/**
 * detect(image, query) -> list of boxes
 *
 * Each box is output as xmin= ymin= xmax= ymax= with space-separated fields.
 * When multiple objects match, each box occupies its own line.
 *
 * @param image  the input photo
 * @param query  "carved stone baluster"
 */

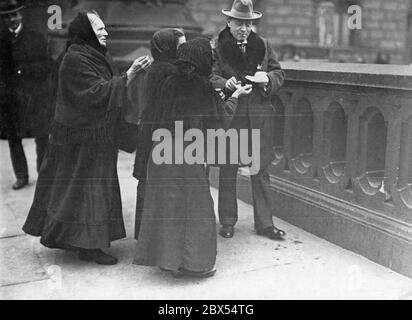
xmin=357 ymin=112 xmax=369 ymax=179
xmin=311 ymin=96 xmax=327 ymax=180
xmin=345 ymin=100 xmax=360 ymax=191
xmin=383 ymin=112 xmax=401 ymax=202
xmin=397 ymin=118 xmax=411 ymax=188
xmin=282 ymin=91 xmax=297 ymax=172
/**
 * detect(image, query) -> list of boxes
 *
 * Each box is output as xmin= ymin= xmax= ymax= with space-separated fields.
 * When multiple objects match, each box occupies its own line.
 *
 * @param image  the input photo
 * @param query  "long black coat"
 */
xmin=22 ymin=43 xmax=128 ymax=249
xmin=0 ymin=27 xmax=53 ymax=139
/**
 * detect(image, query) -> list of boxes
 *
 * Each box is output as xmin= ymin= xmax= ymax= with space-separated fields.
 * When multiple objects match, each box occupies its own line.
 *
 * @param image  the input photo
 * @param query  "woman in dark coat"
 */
xmin=133 ymin=38 xmax=252 ymax=277
xmin=22 ymin=11 xmax=150 ymax=265
xmin=133 ymin=28 xmax=185 ymax=239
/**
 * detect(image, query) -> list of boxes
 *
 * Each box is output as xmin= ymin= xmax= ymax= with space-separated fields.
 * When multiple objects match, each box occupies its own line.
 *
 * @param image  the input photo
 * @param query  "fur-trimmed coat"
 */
xmin=210 ymin=27 xmax=285 ymax=170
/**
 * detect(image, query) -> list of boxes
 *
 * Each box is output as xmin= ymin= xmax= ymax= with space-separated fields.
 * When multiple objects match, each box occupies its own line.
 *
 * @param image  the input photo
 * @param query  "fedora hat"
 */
xmin=222 ymin=0 xmax=262 ymax=20
xmin=0 ymin=0 xmax=24 ymax=15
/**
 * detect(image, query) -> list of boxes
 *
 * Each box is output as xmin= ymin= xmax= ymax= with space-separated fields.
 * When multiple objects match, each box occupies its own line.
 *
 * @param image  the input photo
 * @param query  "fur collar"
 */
xmin=217 ymin=26 xmax=265 ymax=78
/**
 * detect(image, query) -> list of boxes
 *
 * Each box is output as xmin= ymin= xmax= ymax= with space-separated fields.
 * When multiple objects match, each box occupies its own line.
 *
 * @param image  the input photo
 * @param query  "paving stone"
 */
xmin=0 ymin=236 xmax=48 ymax=287
xmin=0 ymin=203 xmax=24 ymax=239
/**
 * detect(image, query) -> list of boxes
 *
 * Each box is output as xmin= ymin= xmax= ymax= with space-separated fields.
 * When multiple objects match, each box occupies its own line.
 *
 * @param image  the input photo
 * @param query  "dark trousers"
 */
xmin=8 ymin=135 xmax=49 ymax=180
xmin=218 ymin=165 xmax=274 ymax=232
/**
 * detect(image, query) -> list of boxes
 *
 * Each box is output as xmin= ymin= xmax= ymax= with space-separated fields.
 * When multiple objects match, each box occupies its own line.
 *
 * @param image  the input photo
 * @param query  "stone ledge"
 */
xmin=280 ymin=61 xmax=412 ymax=91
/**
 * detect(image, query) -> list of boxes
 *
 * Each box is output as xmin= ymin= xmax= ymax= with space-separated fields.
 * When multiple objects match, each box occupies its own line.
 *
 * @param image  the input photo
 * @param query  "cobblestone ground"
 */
xmin=1 ymin=139 xmax=412 ymax=300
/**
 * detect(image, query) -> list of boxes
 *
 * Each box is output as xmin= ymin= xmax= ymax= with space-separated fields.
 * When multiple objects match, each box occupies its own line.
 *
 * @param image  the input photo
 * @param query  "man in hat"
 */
xmin=211 ymin=0 xmax=286 ymax=240
xmin=0 ymin=0 xmax=53 ymax=189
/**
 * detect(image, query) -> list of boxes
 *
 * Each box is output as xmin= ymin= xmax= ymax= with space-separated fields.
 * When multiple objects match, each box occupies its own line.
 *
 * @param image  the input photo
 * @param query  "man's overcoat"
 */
xmin=0 ymin=27 xmax=53 ymax=139
xmin=210 ymin=27 xmax=284 ymax=170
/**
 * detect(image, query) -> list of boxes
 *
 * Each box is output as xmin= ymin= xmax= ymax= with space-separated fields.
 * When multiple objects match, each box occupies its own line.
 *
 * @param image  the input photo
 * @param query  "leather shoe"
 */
xmin=12 ymin=178 xmax=28 ymax=190
xmin=219 ymin=225 xmax=234 ymax=238
xmin=78 ymin=249 xmax=118 ymax=265
xmin=172 ymin=267 xmax=216 ymax=278
xmin=256 ymin=226 xmax=286 ymax=240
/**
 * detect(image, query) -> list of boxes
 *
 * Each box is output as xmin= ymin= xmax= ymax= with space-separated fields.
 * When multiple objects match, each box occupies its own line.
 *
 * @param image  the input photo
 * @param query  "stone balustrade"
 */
xmin=224 ymin=61 xmax=412 ymax=278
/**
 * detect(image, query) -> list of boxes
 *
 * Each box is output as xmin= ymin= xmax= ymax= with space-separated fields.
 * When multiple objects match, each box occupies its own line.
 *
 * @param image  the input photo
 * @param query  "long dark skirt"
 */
xmin=133 ymin=141 xmax=217 ymax=272
xmin=23 ymin=140 xmax=126 ymax=249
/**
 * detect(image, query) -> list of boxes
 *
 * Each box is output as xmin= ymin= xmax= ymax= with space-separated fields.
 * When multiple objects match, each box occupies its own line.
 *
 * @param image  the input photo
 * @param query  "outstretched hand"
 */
xmin=232 ymin=84 xmax=253 ymax=98
xmin=127 ymin=55 xmax=151 ymax=81
xmin=225 ymin=76 xmax=240 ymax=91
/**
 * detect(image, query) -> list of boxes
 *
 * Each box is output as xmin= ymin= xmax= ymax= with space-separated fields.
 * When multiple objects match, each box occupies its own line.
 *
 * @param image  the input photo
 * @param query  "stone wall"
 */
xmin=360 ymin=0 xmax=410 ymax=63
xmin=187 ymin=0 xmax=231 ymax=36
xmin=188 ymin=0 xmax=412 ymax=64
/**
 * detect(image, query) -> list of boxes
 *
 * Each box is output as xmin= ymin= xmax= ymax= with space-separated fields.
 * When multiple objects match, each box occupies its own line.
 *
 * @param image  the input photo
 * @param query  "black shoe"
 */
xmin=219 ymin=225 xmax=234 ymax=238
xmin=172 ymin=267 xmax=216 ymax=278
xmin=12 ymin=178 xmax=28 ymax=190
xmin=78 ymin=249 xmax=118 ymax=265
xmin=256 ymin=226 xmax=286 ymax=240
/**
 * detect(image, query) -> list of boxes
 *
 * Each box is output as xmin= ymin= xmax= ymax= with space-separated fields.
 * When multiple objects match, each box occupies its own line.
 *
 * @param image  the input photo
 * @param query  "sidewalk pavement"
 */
xmin=1 ymin=139 xmax=412 ymax=300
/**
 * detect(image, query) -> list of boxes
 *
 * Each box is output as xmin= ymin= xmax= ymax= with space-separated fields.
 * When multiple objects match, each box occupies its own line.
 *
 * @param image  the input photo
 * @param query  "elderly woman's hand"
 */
xmin=126 ymin=55 xmax=151 ymax=81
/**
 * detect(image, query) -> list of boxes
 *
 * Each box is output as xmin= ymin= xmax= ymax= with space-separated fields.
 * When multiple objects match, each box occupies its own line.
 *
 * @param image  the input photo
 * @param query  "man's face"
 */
xmin=227 ymin=18 xmax=252 ymax=42
xmin=88 ymin=13 xmax=108 ymax=47
xmin=2 ymin=11 xmax=22 ymax=30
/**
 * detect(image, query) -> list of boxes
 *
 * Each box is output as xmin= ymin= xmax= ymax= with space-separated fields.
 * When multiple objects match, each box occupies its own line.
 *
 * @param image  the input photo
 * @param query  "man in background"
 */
xmin=0 ymin=0 xmax=53 ymax=190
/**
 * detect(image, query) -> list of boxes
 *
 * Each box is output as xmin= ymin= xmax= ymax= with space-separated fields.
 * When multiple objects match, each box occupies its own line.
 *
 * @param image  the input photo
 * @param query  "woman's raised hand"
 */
xmin=126 ymin=55 xmax=152 ymax=81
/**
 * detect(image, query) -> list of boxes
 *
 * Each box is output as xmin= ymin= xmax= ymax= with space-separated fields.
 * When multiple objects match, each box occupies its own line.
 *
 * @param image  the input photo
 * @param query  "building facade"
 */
xmin=189 ymin=0 xmax=412 ymax=64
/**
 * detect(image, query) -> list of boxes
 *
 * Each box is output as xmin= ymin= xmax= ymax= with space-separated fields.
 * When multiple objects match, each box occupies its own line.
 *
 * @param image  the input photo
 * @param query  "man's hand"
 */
xmin=225 ymin=76 xmax=240 ymax=92
xmin=232 ymin=84 xmax=253 ymax=99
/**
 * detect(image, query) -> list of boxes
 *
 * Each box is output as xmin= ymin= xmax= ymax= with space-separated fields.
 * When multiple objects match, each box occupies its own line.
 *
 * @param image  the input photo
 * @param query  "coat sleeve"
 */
xmin=210 ymin=47 xmax=228 ymax=90
xmin=59 ymin=52 xmax=127 ymax=117
xmin=19 ymin=32 xmax=53 ymax=81
xmin=211 ymin=92 xmax=238 ymax=130
xmin=261 ymin=40 xmax=285 ymax=98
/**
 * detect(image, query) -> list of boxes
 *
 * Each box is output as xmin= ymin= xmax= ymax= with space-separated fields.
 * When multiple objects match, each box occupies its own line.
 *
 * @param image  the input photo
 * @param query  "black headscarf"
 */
xmin=175 ymin=37 xmax=213 ymax=78
xmin=133 ymin=28 xmax=185 ymax=179
xmin=150 ymin=28 xmax=184 ymax=63
xmin=154 ymin=37 xmax=221 ymax=132
xmin=49 ymin=11 xmax=107 ymax=115
xmin=66 ymin=11 xmax=107 ymax=55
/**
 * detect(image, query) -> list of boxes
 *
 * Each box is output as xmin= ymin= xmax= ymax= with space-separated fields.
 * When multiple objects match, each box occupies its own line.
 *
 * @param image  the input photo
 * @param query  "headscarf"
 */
xmin=141 ymin=28 xmax=185 ymax=121
xmin=50 ymin=11 xmax=107 ymax=115
xmin=66 ymin=11 xmax=107 ymax=55
xmin=133 ymin=28 xmax=185 ymax=179
xmin=176 ymin=37 xmax=213 ymax=77
xmin=152 ymin=37 xmax=221 ymax=133
xmin=150 ymin=28 xmax=184 ymax=63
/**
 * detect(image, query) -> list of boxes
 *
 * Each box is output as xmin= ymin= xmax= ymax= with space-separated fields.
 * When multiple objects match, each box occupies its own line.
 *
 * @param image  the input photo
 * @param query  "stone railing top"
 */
xmin=280 ymin=61 xmax=412 ymax=91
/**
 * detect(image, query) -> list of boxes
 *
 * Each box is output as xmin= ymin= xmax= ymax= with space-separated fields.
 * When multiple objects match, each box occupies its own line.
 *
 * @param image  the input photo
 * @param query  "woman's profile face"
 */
xmin=87 ymin=13 xmax=108 ymax=47
xmin=177 ymin=36 xmax=186 ymax=48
